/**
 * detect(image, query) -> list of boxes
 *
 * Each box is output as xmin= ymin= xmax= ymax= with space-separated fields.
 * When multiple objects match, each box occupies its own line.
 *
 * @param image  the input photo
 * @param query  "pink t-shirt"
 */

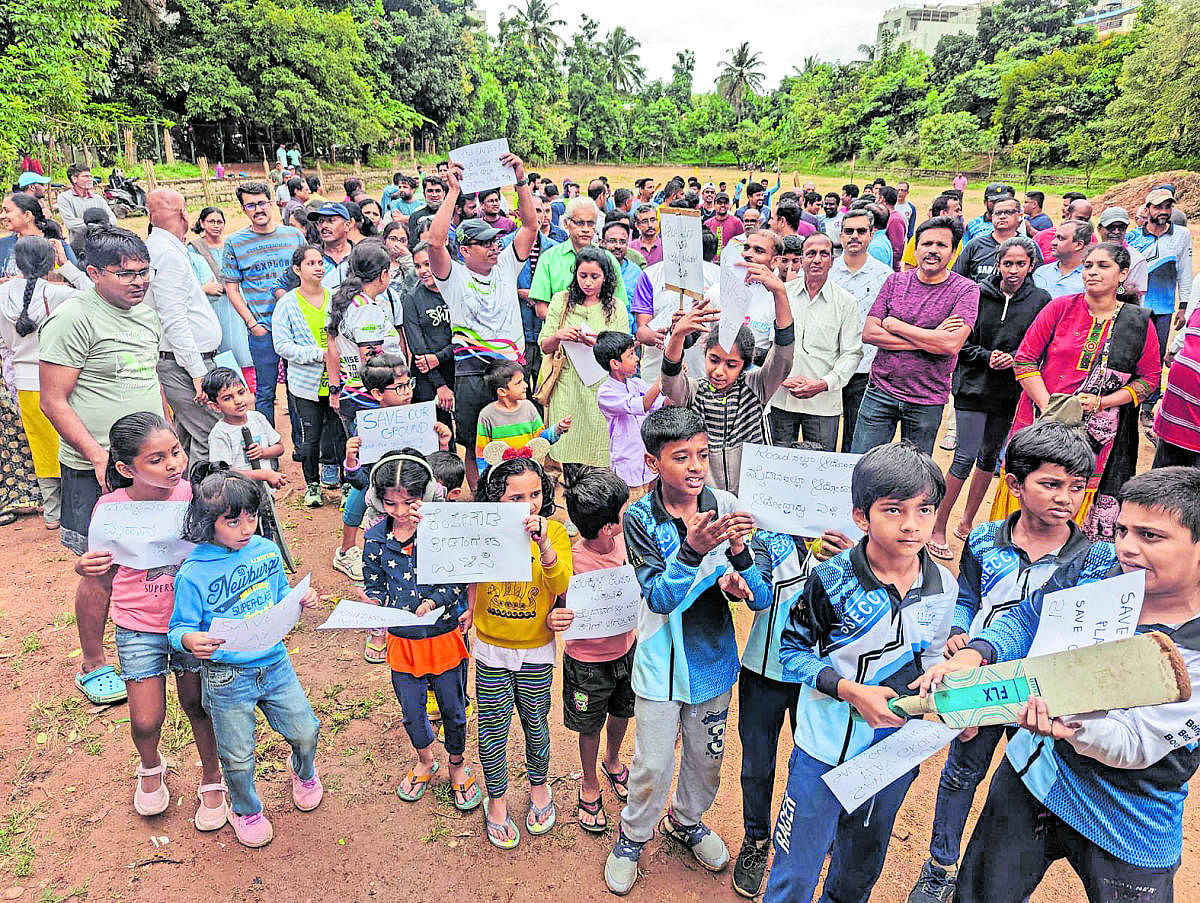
xmin=96 ymin=482 xmax=193 ymax=633
xmin=564 ymin=534 xmax=637 ymax=663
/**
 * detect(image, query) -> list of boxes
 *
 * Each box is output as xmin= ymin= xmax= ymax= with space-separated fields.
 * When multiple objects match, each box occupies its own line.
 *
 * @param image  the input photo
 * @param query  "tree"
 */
xmin=507 ymin=0 xmax=565 ymax=56
xmin=918 ymin=111 xmax=987 ymax=167
xmin=603 ymin=26 xmax=644 ymax=94
xmin=667 ymin=50 xmax=694 ymax=109
xmin=975 ymin=0 xmax=1093 ymax=61
xmin=1066 ymin=122 xmax=1104 ymax=187
xmin=716 ymin=42 xmax=765 ymax=120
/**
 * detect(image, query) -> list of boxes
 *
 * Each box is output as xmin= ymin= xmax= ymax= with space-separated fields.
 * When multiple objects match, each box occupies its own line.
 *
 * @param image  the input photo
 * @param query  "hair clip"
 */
xmin=481 ymin=438 xmax=550 ymax=469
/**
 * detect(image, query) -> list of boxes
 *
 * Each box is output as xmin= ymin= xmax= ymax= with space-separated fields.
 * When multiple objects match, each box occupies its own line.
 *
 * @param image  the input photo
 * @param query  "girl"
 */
xmin=0 ymin=236 xmax=91 ymax=527
xmin=382 ymin=221 xmax=415 ymax=286
xmin=74 ymin=413 xmax=227 ymax=828
xmin=272 ymin=245 xmax=341 ymax=509
xmin=469 ymin=452 xmax=572 ymax=849
xmin=358 ymin=198 xmax=384 ymax=234
xmin=189 ymin=206 xmax=254 ymax=391
xmin=168 ymin=469 xmax=322 ymax=849
xmin=361 ymin=449 xmax=482 ymax=812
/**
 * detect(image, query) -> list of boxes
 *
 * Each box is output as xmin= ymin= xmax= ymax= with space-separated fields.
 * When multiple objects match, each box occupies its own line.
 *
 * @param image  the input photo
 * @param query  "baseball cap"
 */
xmin=307 ymin=202 xmax=350 ymax=221
xmin=1099 ymin=207 xmax=1130 ymax=226
xmin=456 ymin=218 xmax=502 ymax=244
xmin=715 ymin=191 xmax=730 ymax=203
xmin=1146 ymin=188 xmax=1175 ymax=206
xmin=984 ymin=182 xmax=1014 ymax=201
xmin=17 ymin=172 xmax=50 ymax=189
xmin=703 ymin=182 xmax=716 ymax=191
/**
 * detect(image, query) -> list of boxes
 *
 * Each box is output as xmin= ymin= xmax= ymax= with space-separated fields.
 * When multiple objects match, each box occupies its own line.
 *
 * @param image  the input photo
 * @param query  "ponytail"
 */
xmin=327 ymin=276 xmax=365 ymax=337
xmin=11 ymin=236 xmax=55 ymax=337
xmin=326 ymin=239 xmax=390 ymax=336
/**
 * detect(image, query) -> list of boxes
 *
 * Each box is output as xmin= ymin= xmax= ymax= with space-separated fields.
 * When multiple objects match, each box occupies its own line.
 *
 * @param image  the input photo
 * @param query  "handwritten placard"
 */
xmin=416 ymin=502 xmax=532 ymax=584
xmin=739 ymin=443 xmax=863 ymax=540
xmin=87 ymin=500 xmax=195 ymax=569
xmin=563 ymin=336 xmax=607 ymax=387
xmin=448 ymin=138 xmax=515 ymax=195
xmin=356 ymin=400 xmax=438 ymax=464
xmin=562 ymin=565 xmax=642 ymax=641
xmin=717 ymin=241 xmax=770 ymax=353
xmin=821 ymin=719 xmax=959 ymax=813
xmin=207 ymin=574 xmax=308 ymax=653
xmin=660 ymin=207 xmax=704 ymax=299
xmin=318 ymin=599 xmax=445 ymax=630
xmin=1027 ymin=569 xmax=1145 ymax=659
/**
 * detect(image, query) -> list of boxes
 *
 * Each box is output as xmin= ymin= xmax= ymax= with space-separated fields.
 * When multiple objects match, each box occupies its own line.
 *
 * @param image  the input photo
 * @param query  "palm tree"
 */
xmin=716 ymin=42 xmax=766 ymax=120
xmin=856 ymin=42 xmax=878 ymax=64
xmin=507 ymin=0 xmax=566 ymax=56
xmin=604 ymin=26 xmax=645 ymax=94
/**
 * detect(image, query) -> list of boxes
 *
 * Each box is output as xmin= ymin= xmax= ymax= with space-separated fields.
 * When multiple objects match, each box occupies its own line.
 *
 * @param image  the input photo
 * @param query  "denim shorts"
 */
xmin=115 ymin=626 xmax=202 ymax=682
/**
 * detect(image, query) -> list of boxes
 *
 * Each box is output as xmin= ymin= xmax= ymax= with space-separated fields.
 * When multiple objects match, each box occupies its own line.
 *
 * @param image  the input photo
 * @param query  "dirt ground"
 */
xmin=2 ymin=163 xmax=1197 ymax=903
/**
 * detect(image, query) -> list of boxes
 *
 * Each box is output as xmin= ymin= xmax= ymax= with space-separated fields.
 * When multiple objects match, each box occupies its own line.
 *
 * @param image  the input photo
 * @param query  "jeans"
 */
xmin=290 ymin=393 xmax=342 ymax=486
xmin=336 ymin=407 xmax=366 ymax=528
xmin=840 ymin=372 xmax=869 ymax=453
xmin=929 ymin=725 xmax=1004 ymax=865
xmin=765 ymin=745 xmax=918 ymax=903
xmin=391 ymin=664 xmax=468 ymax=757
xmin=738 ymin=667 xmax=799 ymax=842
xmin=201 ymin=656 xmax=320 ymax=816
xmin=1145 ymin=313 xmax=1174 ymax=408
xmin=768 ymin=409 xmax=840 ymax=451
xmin=850 ymin=383 xmax=945 ymax=456
xmin=249 ymin=330 xmax=281 ymax=425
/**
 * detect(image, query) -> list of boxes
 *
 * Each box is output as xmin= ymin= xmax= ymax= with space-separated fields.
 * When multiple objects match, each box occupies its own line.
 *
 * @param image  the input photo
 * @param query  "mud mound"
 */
xmin=1095 ymin=170 xmax=1200 ymax=219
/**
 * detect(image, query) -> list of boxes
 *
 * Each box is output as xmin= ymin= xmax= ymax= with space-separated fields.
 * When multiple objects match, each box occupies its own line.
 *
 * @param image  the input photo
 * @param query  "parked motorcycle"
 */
xmin=104 ymin=168 xmax=148 ymax=219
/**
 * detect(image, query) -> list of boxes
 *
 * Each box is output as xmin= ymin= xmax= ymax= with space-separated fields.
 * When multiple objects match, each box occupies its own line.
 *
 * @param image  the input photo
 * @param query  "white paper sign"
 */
xmin=448 ymin=138 xmax=516 ymax=195
xmin=562 ymin=565 xmax=642 ymax=641
xmin=416 ymin=502 xmax=532 ymax=584
xmin=739 ymin=444 xmax=863 ymax=541
xmin=717 ymin=241 xmax=770 ymax=353
xmin=822 ymin=719 xmax=959 ymax=813
xmin=318 ymin=599 xmax=445 ymax=630
xmin=87 ymin=501 xmax=195 ymax=569
xmin=1027 ymin=569 xmax=1145 ymax=659
xmin=563 ymin=338 xmax=607 ymax=387
xmin=207 ymin=574 xmax=308 ymax=653
xmin=356 ymin=401 xmax=438 ymax=464
xmin=213 ymin=351 xmax=247 ymax=385
xmin=660 ymin=209 xmax=704 ymax=297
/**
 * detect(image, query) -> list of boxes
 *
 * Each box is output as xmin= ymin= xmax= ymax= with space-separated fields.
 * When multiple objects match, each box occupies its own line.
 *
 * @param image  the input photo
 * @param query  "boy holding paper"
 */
xmin=914 ymin=467 xmax=1200 ymax=903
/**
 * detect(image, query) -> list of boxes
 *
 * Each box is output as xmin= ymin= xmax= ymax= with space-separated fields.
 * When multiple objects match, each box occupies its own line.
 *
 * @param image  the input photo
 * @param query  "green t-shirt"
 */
xmin=297 ymin=288 xmax=330 ymax=396
xmin=527 ymin=241 xmax=629 ymax=308
xmin=38 ymin=288 xmax=165 ymax=470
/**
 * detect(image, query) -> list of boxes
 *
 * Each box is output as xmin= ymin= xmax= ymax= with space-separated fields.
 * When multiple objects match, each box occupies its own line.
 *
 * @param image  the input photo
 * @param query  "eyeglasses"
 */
xmin=383 ymin=380 xmax=413 ymax=393
xmin=992 ymin=209 xmax=1019 ymax=217
xmin=568 ymin=218 xmax=597 ymax=228
xmin=242 ymin=201 xmax=271 ymax=211
xmin=464 ymin=238 xmax=501 ymax=249
xmin=103 ymin=266 xmax=156 ymax=284
xmin=842 ymin=227 xmax=869 ymax=235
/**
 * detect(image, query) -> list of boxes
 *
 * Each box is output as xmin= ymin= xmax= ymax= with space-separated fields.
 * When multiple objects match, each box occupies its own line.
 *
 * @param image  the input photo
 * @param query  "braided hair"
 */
xmin=12 ymin=236 xmax=54 ymax=337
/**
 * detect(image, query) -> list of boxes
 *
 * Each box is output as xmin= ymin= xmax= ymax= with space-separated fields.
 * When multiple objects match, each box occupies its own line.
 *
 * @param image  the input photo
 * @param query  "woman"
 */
xmin=188 ymin=206 xmax=254 ymax=390
xmin=1 ymin=193 xmax=74 ymax=276
xmin=358 ymin=198 xmax=384 ymax=234
xmin=928 ymin=237 xmax=1050 ymax=559
xmin=383 ymin=221 xmax=415 ymax=286
xmin=538 ymin=247 xmax=631 ymax=468
xmin=992 ymin=242 xmax=1160 ymax=542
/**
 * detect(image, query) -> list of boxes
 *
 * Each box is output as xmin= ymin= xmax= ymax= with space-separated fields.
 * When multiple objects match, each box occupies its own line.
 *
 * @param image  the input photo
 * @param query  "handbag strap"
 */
xmin=1081 ymin=301 xmax=1123 ymax=389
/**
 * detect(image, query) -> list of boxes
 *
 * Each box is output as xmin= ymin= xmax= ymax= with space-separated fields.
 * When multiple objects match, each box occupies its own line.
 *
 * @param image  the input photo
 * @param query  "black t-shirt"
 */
xmin=401 ymin=282 xmax=453 ymax=398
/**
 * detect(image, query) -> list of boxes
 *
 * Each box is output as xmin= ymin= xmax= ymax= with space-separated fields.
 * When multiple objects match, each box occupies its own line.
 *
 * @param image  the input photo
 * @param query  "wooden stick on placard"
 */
xmin=660 ymin=206 xmax=705 ymax=301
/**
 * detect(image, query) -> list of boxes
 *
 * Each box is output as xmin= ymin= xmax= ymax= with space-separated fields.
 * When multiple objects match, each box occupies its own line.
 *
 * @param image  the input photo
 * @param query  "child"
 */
xmin=918 ymin=467 xmax=1200 ymax=903
xmin=272 ymin=245 xmax=340 ymax=508
xmin=168 ymin=469 xmax=321 ymax=848
xmin=202 ymin=368 xmax=286 ymax=489
xmin=428 ymin=450 xmax=467 ymax=501
xmin=764 ymin=441 xmax=957 ymax=903
xmin=555 ymin=467 xmax=636 ymax=834
xmin=605 ymin=406 xmax=774 ymax=896
xmin=361 ymin=448 xmax=482 ymax=812
xmin=475 ymin=358 xmax=570 ymax=474
xmin=593 ymin=330 xmax=664 ymax=498
xmin=907 ymin=421 xmax=1107 ymax=903
xmin=468 ymin=452 xmax=572 ymax=850
xmin=74 ymin=413 xmax=226 ymax=828
xmin=661 ymin=257 xmax=795 ymax=493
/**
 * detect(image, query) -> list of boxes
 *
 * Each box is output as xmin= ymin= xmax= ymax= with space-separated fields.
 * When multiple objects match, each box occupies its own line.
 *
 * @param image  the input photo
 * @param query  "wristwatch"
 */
xmin=330 ymin=384 xmax=342 ymax=395
xmin=514 ymin=177 xmax=528 ymax=187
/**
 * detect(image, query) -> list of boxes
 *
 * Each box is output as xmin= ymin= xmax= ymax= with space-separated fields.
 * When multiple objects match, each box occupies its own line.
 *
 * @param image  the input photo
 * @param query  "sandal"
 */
xmin=396 ymin=761 xmax=439 ymax=802
xmin=526 ymin=792 xmax=557 ymax=836
xmin=448 ymin=757 xmax=482 ymax=812
xmin=363 ymin=630 xmax=387 ymax=664
xmin=483 ymin=796 xmax=520 ymax=850
xmin=134 ymin=754 xmax=170 ymax=817
xmin=601 ymin=762 xmax=630 ymax=803
xmin=954 ymin=525 xmax=971 ymax=542
xmin=926 ymin=541 xmax=954 ymax=561
xmin=577 ymin=790 xmax=607 ymax=834
xmin=75 ymin=665 xmax=127 ymax=705
xmin=195 ymin=782 xmax=229 ymax=831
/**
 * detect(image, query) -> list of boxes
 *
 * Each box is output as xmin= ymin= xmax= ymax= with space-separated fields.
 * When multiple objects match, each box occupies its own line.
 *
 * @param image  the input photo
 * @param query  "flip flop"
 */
xmin=75 ymin=665 xmax=127 ymax=705
xmin=526 ymin=794 xmax=557 ymax=835
xmin=483 ymin=797 xmax=520 ymax=850
xmin=363 ymin=632 xmax=387 ymax=664
xmin=451 ymin=770 xmax=482 ymax=812
xmin=395 ymin=762 xmax=439 ymax=802
xmin=926 ymin=541 xmax=954 ymax=562
xmin=577 ymin=791 xmax=607 ymax=834
xmin=601 ymin=762 xmax=630 ymax=803
xmin=954 ymin=526 xmax=971 ymax=542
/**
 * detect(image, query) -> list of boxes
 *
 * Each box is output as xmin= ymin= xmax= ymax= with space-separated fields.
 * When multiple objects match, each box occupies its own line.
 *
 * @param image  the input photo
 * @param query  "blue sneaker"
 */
xmin=604 ymin=826 xmax=645 ymax=895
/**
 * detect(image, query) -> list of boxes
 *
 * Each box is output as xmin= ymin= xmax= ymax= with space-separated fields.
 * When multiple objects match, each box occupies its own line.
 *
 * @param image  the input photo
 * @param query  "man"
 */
xmin=841 ymin=183 xmax=860 ymax=211
xmin=773 ymin=203 xmax=815 ymax=239
xmin=1059 ymin=190 xmax=1088 ymax=222
xmin=1034 ymin=197 xmax=1093 ymax=264
xmin=275 ymin=142 xmax=288 ymax=168
xmin=742 ymin=207 xmax=762 ymax=235
xmin=831 ymin=209 xmax=893 ymax=452
xmin=529 ymin=197 xmax=629 ymax=321
xmin=274 ymin=169 xmax=292 ymax=210
xmin=736 ymin=181 xmax=771 ymax=222
xmin=895 ymin=181 xmax=917 ymax=237
xmin=699 ymin=182 xmax=718 ymax=218
xmin=1024 ymin=190 xmax=1053 ymax=231
xmin=307 ymin=202 xmax=355 ymax=291
xmin=865 ymin=204 xmax=894 ymax=269
xmin=479 ymin=188 xmax=517 ymax=235
xmin=800 ymin=192 xmax=824 ymax=231
xmin=1033 ymin=220 xmax=1091 ymax=298
xmin=39 ymin=228 xmax=164 ymax=705
xmin=16 ymin=171 xmax=52 ymax=218
xmin=405 ymin=175 xmax=447 ymax=246
xmin=879 ymin=186 xmax=908 ymax=270
xmin=1154 ymin=182 xmax=1190 ymax=226
xmin=851 ymin=216 xmax=979 ymax=455
xmin=1127 ymin=187 xmax=1193 ymax=363
xmin=268 ymin=160 xmax=286 ymax=188
xmin=144 ymin=188 xmax=222 ymax=461
xmin=1097 ymin=206 xmax=1148 ymax=301
xmin=55 ymin=164 xmax=117 ymax=242
xmin=902 ymin=195 xmax=963 ymax=270
xmin=280 ymin=176 xmax=312 ymax=231
xmin=953 ymin=195 xmax=1039 ymax=284
xmin=767 ymin=233 xmax=863 ymax=450
xmin=511 ymin=195 xmax=561 ymax=387
xmin=545 ymin=181 xmax=565 ymax=226
xmin=705 ymin=192 xmax=745 ymax=254
xmin=635 ymin=177 xmax=657 ymax=205
xmin=380 ymin=172 xmax=404 ymax=213
xmin=630 ymin=204 xmax=663 ymax=266
xmin=428 ymin=152 xmax=536 ymax=492
xmin=435 ymin=160 xmax=449 ymax=179
xmin=222 ymin=181 xmax=305 ymax=423
xmin=601 ymin=216 xmax=644 ymax=309
xmin=387 ymin=175 xmax=422 ymax=224
xmin=286 ymin=143 xmax=301 ymax=169
xmin=964 ymin=183 xmax=1013 ymax=244
xmin=588 ymin=179 xmax=610 ymax=220
xmin=305 ymin=173 xmax=329 ymax=209
xmin=612 ymin=188 xmax=634 ymax=218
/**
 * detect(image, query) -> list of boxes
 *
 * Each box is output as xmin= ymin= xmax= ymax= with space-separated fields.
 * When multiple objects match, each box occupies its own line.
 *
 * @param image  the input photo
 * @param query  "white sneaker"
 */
xmin=332 ymin=545 xmax=364 ymax=581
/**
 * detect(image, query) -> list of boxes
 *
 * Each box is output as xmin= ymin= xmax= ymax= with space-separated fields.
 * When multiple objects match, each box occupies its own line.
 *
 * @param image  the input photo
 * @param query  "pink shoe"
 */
xmin=229 ymin=810 xmax=273 ymax=848
xmin=290 ymin=761 xmax=323 ymax=811
xmin=194 ymin=782 xmax=229 ymax=832
xmin=133 ymin=754 xmax=170 ymax=817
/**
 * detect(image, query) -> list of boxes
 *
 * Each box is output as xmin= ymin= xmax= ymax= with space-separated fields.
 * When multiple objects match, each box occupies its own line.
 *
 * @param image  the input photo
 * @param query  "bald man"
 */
xmin=144 ymin=188 xmax=223 ymax=460
xmin=1034 ymin=197 xmax=1095 ymax=264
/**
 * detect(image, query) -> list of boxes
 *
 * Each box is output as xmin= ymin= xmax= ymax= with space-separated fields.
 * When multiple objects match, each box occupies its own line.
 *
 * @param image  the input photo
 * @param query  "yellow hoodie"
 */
xmin=473 ymin=520 xmax=573 ymax=649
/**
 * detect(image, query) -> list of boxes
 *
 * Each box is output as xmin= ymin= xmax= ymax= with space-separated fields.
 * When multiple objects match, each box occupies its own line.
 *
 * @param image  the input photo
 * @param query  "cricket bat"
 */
xmin=887 ymin=632 xmax=1191 ymax=728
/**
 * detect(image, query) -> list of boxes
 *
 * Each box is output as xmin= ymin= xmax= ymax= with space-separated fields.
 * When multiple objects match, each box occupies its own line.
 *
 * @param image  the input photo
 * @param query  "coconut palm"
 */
xmin=604 ymin=26 xmax=645 ymax=94
xmin=716 ymin=42 xmax=765 ymax=120
xmin=507 ymin=0 xmax=566 ymax=56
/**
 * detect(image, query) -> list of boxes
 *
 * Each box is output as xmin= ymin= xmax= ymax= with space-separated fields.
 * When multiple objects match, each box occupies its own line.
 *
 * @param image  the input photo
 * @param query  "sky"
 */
xmin=473 ymin=0 xmax=902 ymax=89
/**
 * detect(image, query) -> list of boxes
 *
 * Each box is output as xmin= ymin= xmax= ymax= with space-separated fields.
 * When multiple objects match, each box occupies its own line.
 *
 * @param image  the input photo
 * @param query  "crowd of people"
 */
xmin=1 ymin=148 xmax=1198 ymax=903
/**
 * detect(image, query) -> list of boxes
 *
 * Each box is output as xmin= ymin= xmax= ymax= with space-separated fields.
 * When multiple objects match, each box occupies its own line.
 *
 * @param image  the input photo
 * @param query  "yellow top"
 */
xmin=472 ymin=520 xmax=573 ymax=649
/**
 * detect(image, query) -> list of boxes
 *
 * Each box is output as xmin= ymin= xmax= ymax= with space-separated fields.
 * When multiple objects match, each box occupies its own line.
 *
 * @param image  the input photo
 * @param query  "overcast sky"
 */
xmin=474 ymin=0 xmax=899 ymax=89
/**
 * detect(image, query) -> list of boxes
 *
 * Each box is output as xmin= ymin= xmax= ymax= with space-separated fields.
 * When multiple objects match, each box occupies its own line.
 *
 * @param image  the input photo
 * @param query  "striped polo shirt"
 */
xmin=222 ymin=225 xmax=306 ymax=324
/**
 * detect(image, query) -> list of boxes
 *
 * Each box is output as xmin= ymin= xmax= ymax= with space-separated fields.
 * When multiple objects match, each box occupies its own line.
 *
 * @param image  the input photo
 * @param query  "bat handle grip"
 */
xmin=888 ymin=695 xmax=933 ymax=719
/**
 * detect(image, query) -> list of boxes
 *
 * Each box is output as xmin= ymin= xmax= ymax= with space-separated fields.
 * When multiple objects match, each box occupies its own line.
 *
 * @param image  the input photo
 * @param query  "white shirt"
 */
xmin=208 ymin=413 xmax=281 ymax=472
xmin=434 ymin=244 xmax=523 ymax=371
xmin=0 ymin=266 xmax=91 ymax=391
xmin=768 ymin=279 xmax=863 ymax=416
xmin=145 ymin=228 xmax=222 ymax=378
xmin=830 ymin=254 xmax=892 ymax=374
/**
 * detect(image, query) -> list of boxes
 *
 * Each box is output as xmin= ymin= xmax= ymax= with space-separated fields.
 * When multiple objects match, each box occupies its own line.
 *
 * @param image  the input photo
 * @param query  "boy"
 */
xmin=427 ymin=450 xmax=467 ymax=501
xmin=907 ymin=421 xmax=1109 ymax=903
xmin=474 ymin=359 xmax=570 ymax=473
xmin=605 ymin=406 xmax=775 ymax=896
xmin=558 ymin=468 xmax=637 ymax=833
xmin=593 ymin=331 xmax=664 ymax=499
xmin=764 ymin=441 xmax=957 ymax=903
xmin=202 ymin=368 xmax=286 ymax=488
xmin=918 ymin=467 xmax=1200 ymax=903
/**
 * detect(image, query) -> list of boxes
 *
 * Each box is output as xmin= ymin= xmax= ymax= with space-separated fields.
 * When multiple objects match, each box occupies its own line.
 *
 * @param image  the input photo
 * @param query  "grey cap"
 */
xmin=1099 ymin=206 xmax=1130 ymax=226
xmin=456 ymin=218 xmax=502 ymax=244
